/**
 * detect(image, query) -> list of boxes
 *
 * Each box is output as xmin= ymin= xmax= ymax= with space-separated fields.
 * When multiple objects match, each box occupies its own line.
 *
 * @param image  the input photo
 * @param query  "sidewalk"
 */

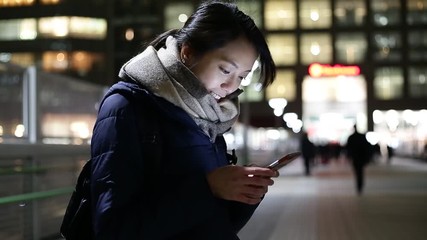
xmin=238 ymin=156 xmax=427 ymax=240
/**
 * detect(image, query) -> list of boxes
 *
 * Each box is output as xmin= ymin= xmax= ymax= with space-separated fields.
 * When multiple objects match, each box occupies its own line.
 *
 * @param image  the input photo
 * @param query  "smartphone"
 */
xmin=265 ymin=152 xmax=301 ymax=171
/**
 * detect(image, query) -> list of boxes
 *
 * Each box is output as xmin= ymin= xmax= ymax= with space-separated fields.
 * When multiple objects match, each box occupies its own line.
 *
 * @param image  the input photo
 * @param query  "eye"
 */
xmin=220 ymin=67 xmax=230 ymax=75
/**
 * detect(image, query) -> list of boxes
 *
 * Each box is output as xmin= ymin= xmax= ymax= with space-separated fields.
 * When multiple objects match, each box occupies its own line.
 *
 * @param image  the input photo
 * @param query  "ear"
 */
xmin=180 ymin=43 xmax=193 ymax=63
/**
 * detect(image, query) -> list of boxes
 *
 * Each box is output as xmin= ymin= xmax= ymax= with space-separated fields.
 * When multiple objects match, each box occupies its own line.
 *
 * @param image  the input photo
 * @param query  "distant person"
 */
xmin=300 ymin=131 xmax=316 ymax=176
xmin=386 ymin=145 xmax=394 ymax=164
xmin=345 ymin=125 xmax=371 ymax=195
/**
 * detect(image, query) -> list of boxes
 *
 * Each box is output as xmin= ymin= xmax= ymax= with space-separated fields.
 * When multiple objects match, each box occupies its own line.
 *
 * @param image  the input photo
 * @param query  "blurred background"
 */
xmin=0 ymin=0 xmax=426 ymax=239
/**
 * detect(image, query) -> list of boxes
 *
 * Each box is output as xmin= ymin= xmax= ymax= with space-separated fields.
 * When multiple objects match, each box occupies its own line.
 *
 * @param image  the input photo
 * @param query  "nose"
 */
xmin=221 ymin=77 xmax=239 ymax=95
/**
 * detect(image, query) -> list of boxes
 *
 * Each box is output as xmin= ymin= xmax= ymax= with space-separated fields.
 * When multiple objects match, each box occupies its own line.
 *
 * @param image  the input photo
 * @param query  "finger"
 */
xmin=245 ymin=167 xmax=278 ymax=178
xmin=243 ymin=175 xmax=274 ymax=187
xmin=241 ymin=185 xmax=268 ymax=197
xmin=273 ymin=170 xmax=280 ymax=178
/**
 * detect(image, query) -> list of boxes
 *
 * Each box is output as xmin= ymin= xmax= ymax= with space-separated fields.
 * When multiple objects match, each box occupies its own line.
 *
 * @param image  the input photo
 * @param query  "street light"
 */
xmin=268 ymin=98 xmax=287 ymax=117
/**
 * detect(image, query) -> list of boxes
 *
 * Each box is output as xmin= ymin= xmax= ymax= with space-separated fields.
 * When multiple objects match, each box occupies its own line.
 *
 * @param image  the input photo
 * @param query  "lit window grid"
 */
xmin=300 ymin=33 xmax=332 ymax=64
xmin=266 ymin=34 xmax=297 ymax=66
xmin=409 ymin=67 xmax=427 ymax=98
xmin=374 ymin=67 xmax=404 ymax=100
xmin=299 ymin=0 xmax=332 ymax=29
xmin=264 ymin=0 xmax=296 ymax=30
xmin=266 ymin=70 xmax=296 ymax=101
xmin=334 ymin=0 xmax=366 ymax=26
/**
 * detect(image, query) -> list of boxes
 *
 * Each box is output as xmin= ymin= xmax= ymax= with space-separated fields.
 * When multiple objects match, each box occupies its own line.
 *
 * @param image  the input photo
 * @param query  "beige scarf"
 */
xmin=118 ymin=37 xmax=241 ymax=142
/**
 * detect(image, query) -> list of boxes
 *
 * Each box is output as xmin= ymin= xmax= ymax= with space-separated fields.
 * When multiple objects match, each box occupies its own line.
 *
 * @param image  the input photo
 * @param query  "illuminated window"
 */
xmin=71 ymin=52 xmax=103 ymax=75
xmin=42 ymin=51 xmax=69 ymax=72
xmin=300 ymin=33 xmax=332 ymax=64
xmin=40 ymin=0 xmax=61 ymax=4
xmin=42 ymin=51 xmax=105 ymax=76
xmin=371 ymin=0 xmax=401 ymax=26
xmin=374 ymin=67 xmax=403 ymax=100
xmin=372 ymin=31 xmax=402 ymax=62
xmin=266 ymin=70 xmax=296 ymax=100
xmin=237 ymin=0 xmax=262 ymax=27
xmin=335 ymin=33 xmax=367 ymax=64
xmin=334 ymin=0 xmax=366 ymax=26
xmin=38 ymin=16 xmax=107 ymax=39
xmin=69 ymin=17 xmax=107 ymax=39
xmin=299 ymin=0 xmax=331 ymax=29
xmin=409 ymin=67 xmax=427 ymax=98
xmin=264 ymin=0 xmax=296 ymax=30
xmin=408 ymin=30 xmax=427 ymax=61
xmin=0 ymin=19 xmax=37 ymax=40
xmin=164 ymin=2 xmax=193 ymax=30
xmin=267 ymin=34 xmax=297 ymax=66
xmin=0 ymin=53 xmax=35 ymax=67
xmin=0 ymin=0 xmax=34 ymax=7
xmin=39 ymin=17 xmax=69 ymax=38
xmin=407 ymin=0 xmax=427 ymax=25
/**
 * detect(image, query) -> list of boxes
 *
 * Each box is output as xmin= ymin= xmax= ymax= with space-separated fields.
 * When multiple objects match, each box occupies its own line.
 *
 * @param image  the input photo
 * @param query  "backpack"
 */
xmin=60 ymin=87 xmax=162 ymax=240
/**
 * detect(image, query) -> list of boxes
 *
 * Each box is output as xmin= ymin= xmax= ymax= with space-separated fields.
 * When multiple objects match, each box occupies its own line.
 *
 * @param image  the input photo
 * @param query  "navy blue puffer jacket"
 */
xmin=90 ymin=80 xmax=257 ymax=240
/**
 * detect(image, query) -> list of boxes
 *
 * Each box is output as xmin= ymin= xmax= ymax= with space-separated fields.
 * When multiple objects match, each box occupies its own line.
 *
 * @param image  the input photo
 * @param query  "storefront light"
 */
xmin=308 ymin=63 xmax=361 ymax=78
xmin=283 ymin=112 xmax=297 ymax=123
xmin=178 ymin=14 xmax=188 ymax=23
xmin=283 ymin=112 xmax=302 ymax=132
xmin=266 ymin=129 xmax=281 ymax=140
xmin=14 ymin=124 xmax=25 ymax=138
xmin=385 ymin=109 xmax=399 ymax=131
xmin=310 ymin=10 xmax=320 ymax=21
xmin=420 ymin=109 xmax=427 ymax=119
xmin=268 ymin=98 xmax=287 ymax=116
xmin=402 ymin=109 xmax=418 ymax=126
xmin=310 ymin=42 xmax=321 ymax=56
xmin=70 ymin=121 xmax=90 ymax=139
xmin=366 ymin=131 xmax=380 ymax=145
xmin=373 ymin=110 xmax=384 ymax=124
xmin=125 ymin=28 xmax=134 ymax=41
xmin=291 ymin=119 xmax=303 ymax=133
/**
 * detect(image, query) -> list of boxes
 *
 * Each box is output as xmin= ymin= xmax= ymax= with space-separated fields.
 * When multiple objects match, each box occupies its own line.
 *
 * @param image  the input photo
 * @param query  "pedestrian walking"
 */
xmin=345 ymin=125 xmax=372 ymax=195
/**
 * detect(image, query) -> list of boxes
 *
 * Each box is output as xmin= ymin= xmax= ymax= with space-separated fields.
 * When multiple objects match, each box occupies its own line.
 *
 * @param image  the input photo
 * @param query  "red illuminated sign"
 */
xmin=308 ymin=63 xmax=361 ymax=77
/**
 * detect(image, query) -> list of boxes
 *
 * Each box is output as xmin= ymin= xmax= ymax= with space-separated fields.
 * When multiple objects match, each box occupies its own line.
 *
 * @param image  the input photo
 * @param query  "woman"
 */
xmin=90 ymin=1 xmax=277 ymax=239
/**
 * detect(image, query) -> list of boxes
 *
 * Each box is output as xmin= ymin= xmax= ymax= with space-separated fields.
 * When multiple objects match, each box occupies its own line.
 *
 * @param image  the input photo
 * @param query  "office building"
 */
xmin=1 ymin=0 xmax=426 ymax=157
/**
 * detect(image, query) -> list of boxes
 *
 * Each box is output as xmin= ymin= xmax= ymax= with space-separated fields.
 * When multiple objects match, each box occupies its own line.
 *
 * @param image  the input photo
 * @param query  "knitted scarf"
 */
xmin=118 ymin=36 xmax=241 ymax=142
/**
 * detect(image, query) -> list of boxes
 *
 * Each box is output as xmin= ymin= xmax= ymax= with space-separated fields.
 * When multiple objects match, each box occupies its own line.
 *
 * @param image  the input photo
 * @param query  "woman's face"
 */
xmin=183 ymin=36 xmax=258 ymax=101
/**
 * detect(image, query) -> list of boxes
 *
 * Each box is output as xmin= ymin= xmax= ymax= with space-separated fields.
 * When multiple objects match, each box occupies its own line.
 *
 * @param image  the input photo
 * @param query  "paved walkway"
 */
xmin=238 ymin=156 xmax=427 ymax=240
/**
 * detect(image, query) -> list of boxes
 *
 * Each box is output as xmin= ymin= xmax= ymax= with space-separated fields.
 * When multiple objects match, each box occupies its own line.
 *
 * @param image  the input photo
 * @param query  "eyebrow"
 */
xmin=223 ymin=57 xmax=252 ymax=73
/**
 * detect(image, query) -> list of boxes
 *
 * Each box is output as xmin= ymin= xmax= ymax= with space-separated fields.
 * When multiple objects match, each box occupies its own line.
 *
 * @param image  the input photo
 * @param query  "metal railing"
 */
xmin=0 ymin=143 xmax=89 ymax=240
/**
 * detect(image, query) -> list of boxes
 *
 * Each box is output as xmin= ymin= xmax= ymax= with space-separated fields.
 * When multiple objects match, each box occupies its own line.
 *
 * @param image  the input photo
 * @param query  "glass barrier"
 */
xmin=37 ymin=71 xmax=106 ymax=144
xmin=0 ymin=63 xmax=26 ymax=142
xmin=0 ymin=62 xmax=107 ymax=144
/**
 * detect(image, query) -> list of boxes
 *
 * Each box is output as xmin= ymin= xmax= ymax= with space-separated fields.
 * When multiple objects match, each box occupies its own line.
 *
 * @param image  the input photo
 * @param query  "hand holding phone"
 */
xmin=265 ymin=152 xmax=301 ymax=171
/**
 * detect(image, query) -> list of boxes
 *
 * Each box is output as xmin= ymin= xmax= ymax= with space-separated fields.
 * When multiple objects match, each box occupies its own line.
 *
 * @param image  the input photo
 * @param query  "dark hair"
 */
xmin=149 ymin=1 xmax=276 ymax=88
